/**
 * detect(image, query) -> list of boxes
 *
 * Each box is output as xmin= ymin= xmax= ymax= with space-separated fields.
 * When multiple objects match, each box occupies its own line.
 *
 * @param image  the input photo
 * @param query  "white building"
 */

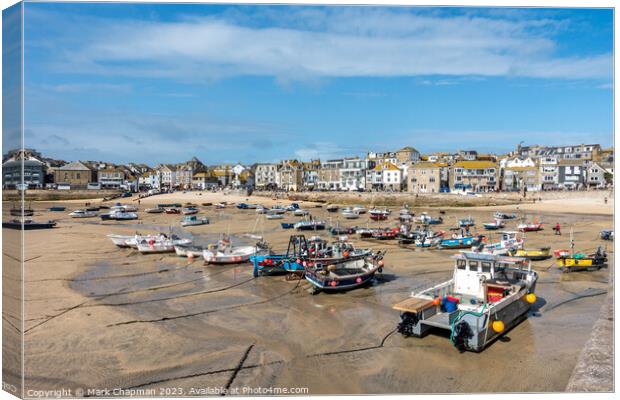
xmin=157 ymin=164 xmax=176 ymax=189
xmin=339 ymin=157 xmax=367 ymax=191
xmin=538 ymin=156 xmax=559 ymax=190
xmin=255 ymin=163 xmax=278 ymax=189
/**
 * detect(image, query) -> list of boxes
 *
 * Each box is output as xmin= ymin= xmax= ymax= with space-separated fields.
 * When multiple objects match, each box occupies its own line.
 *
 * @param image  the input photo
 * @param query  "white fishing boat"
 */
xmin=181 ymin=207 xmax=199 ymax=215
xmin=69 ymin=209 xmax=98 ymax=218
xmin=181 ymin=215 xmax=209 ymax=227
xmin=111 ymin=204 xmax=138 ymax=212
xmin=342 ymin=207 xmax=360 ymax=219
xmin=174 ymin=244 xmax=205 ymax=258
xmin=268 ymin=205 xmax=287 ymax=215
xmin=265 ymin=212 xmax=284 ymax=220
xmin=474 ymin=231 xmax=523 ymax=256
xmin=136 ymin=237 xmax=192 ymax=254
xmin=100 ymin=210 xmax=139 ymax=221
xmin=202 ymin=236 xmax=262 ymax=264
xmin=293 ymin=209 xmax=309 ymax=216
xmin=256 ymin=205 xmax=266 ymax=214
xmin=352 ymin=205 xmax=367 ymax=214
xmin=215 ymin=202 xmax=227 ymax=209
xmin=393 ymin=251 xmax=538 ymax=352
xmin=107 ymin=233 xmax=167 ymax=248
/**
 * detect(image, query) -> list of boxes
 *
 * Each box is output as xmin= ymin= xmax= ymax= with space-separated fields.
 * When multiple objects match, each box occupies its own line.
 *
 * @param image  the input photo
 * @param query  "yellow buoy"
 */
xmin=525 ymin=293 xmax=536 ymax=304
xmin=492 ymin=320 xmax=505 ymax=333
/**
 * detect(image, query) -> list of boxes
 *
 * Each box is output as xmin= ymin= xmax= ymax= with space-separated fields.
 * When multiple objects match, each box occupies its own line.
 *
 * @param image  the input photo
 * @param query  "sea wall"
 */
xmin=2 ymin=189 xmax=122 ymax=202
xmin=254 ymin=189 xmax=613 ymax=208
xmin=566 ymin=288 xmax=614 ymax=392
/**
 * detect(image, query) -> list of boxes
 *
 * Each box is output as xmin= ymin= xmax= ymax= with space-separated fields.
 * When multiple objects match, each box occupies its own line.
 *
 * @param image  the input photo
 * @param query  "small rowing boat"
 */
xmin=369 ymin=208 xmax=390 ymax=221
xmin=181 ymin=207 xmax=199 ymax=215
xmin=342 ymin=207 xmax=360 ymax=219
xmin=517 ymin=222 xmax=543 ymax=232
xmin=509 ymin=247 xmax=551 ymax=261
xmin=326 ymin=204 xmax=339 ymax=212
xmin=294 ymin=220 xmax=326 ymax=231
xmin=145 ymin=207 xmax=164 ymax=213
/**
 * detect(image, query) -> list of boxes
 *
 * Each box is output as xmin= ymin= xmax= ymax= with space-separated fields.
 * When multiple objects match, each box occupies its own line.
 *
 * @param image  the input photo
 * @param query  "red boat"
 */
xmin=371 ymin=227 xmax=399 ymax=240
xmin=517 ymin=222 xmax=543 ymax=232
xmin=369 ymin=208 xmax=390 ymax=221
xmin=165 ymin=208 xmax=181 ymax=214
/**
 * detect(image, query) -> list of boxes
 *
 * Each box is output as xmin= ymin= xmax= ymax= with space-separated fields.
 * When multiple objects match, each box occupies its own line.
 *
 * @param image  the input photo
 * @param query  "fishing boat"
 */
xmin=483 ymin=219 xmax=505 ymax=230
xmin=294 ymin=220 xmax=326 ymax=231
xmin=268 ymin=205 xmax=287 ymax=214
xmin=357 ymin=227 xmax=380 ymax=238
xmin=415 ymin=230 xmax=444 ymax=248
xmin=517 ymin=222 xmax=543 ymax=232
xmin=165 ymin=208 xmax=181 ymax=214
xmin=326 ymin=204 xmax=339 ymax=213
xmin=508 ymin=247 xmax=551 ymax=261
xmin=181 ymin=206 xmax=199 ymax=215
xmin=458 ymin=217 xmax=475 ymax=228
xmin=304 ymin=251 xmax=385 ymax=294
xmin=237 ymin=203 xmax=258 ymax=209
xmin=473 ymin=231 xmax=523 ymax=256
xmin=108 ymin=233 xmax=169 ymax=248
xmin=293 ymin=209 xmax=309 ymax=216
xmin=203 ymin=236 xmax=263 ymax=264
xmin=174 ymin=244 xmax=206 ymax=258
xmin=393 ymin=251 xmax=538 ymax=352
xmin=286 ymin=203 xmax=300 ymax=211
xmin=555 ymin=247 xmax=607 ymax=272
xmin=417 ymin=212 xmax=443 ymax=225
xmin=100 ymin=210 xmax=138 ymax=221
xmin=600 ymin=230 xmax=614 ymax=241
xmin=145 ymin=207 xmax=165 ymax=213
xmin=48 ymin=206 xmax=66 ymax=212
xmin=369 ymin=208 xmax=390 ymax=221
xmin=329 ymin=226 xmax=356 ymax=235
xmin=136 ymin=236 xmax=192 ymax=254
xmin=69 ymin=209 xmax=98 ymax=218
xmin=252 ymin=235 xmax=372 ymax=276
xmin=158 ymin=203 xmax=182 ymax=208
xmin=438 ymin=234 xmax=485 ymax=249
xmin=397 ymin=225 xmax=422 ymax=244
xmin=265 ymin=212 xmax=284 ymax=220
xmin=3 ymin=219 xmax=57 ymax=230
xmin=10 ymin=203 xmax=34 ymax=216
xmin=342 ymin=207 xmax=360 ymax=219
xmin=256 ymin=205 xmax=266 ymax=214
xmin=494 ymin=211 xmax=518 ymax=220
xmin=215 ymin=202 xmax=227 ymax=209
xmin=180 ymin=215 xmax=209 ymax=227
xmin=352 ymin=205 xmax=367 ymax=214
xmin=372 ymin=227 xmax=399 ymax=240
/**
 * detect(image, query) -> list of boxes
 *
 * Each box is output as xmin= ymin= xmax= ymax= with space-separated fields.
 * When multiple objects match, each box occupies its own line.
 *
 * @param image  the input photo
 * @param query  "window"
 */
xmin=481 ymin=262 xmax=492 ymax=273
xmin=457 ymin=259 xmax=466 ymax=269
xmin=469 ymin=261 xmax=478 ymax=270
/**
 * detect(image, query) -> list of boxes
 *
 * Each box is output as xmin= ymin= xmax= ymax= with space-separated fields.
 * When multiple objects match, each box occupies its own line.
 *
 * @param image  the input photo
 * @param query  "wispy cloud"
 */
xmin=29 ymin=7 xmax=612 ymax=82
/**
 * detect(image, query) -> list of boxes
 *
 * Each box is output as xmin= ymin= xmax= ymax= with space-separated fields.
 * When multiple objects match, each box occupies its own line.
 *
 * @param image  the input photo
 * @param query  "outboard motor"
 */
xmin=452 ymin=320 xmax=474 ymax=352
xmin=397 ymin=312 xmax=419 ymax=337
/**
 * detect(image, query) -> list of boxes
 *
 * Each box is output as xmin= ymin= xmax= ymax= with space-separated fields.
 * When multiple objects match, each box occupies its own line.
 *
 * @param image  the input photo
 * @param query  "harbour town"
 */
xmin=2 ymin=2 xmax=614 ymax=398
xmin=2 ymin=141 xmax=614 ymax=395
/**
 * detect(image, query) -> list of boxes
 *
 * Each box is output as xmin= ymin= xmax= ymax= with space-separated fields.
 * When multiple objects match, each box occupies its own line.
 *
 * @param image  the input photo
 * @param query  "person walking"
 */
xmin=554 ymin=222 xmax=561 ymax=236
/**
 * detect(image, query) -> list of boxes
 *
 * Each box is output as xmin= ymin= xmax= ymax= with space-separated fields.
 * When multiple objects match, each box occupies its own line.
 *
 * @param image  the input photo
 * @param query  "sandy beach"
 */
xmin=3 ymin=191 xmax=613 ymax=394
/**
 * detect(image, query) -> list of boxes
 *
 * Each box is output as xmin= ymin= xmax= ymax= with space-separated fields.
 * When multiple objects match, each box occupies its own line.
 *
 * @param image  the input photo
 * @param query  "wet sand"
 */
xmin=5 ymin=193 xmax=613 ymax=394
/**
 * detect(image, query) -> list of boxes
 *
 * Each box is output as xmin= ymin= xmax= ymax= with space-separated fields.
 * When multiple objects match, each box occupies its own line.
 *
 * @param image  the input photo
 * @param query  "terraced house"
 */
xmin=254 ymin=163 xmax=279 ymax=189
xmin=407 ymin=162 xmax=448 ymax=193
xmin=318 ymin=159 xmax=343 ymax=191
xmin=450 ymin=161 xmax=498 ymax=192
xmin=97 ymin=166 xmax=125 ymax=189
xmin=278 ymin=159 xmax=303 ymax=191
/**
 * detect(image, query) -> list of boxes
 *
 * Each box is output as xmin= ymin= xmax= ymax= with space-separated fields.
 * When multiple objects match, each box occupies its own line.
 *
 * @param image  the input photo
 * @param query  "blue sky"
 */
xmin=11 ymin=3 xmax=614 ymax=164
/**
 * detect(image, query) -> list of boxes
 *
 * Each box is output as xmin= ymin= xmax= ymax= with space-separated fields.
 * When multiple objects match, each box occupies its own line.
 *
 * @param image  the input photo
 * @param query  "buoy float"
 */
xmin=187 ymin=253 xmax=194 ymax=259
xmin=329 ymin=281 xmax=337 ymax=287
xmin=492 ymin=320 xmax=505 ymax=333
xmin=378 ymin=260 xmax=384 ymax=267
xmin=432 ymin=298 xmax=441 ymax=306
xmin=356 ymin=277 xmax=362 ymax=283
xmin=525 ymin=293 xmax=536 ymax=304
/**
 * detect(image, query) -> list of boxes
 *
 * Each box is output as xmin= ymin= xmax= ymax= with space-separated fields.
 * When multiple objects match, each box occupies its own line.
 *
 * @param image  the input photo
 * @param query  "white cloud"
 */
xmin=33 ymin=8 xmax=611 ymax=82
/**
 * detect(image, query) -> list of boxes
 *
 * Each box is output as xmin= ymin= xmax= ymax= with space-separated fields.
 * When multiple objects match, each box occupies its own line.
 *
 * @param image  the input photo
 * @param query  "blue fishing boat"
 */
xmin=281 ymin=222 xmax=295 ymax=229
xmin=48 ymin=206 xmax=66 ymax=212
xmin=438 ymin=234 xmax=485 ymax=249
xmin=252 ymin=235 xmax=372 ymax=277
